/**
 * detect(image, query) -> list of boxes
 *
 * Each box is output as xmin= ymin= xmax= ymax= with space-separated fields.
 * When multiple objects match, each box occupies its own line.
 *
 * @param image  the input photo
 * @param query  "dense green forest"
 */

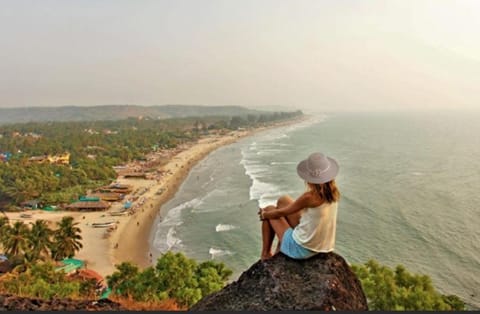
xmin=0 ymin=111 xmax=303 ymax=209
xmin=0 ymin=215 xmax=231 ymax=306
xmin=351 ymin=260 xmax=465 ymax=310
xmin=106 ymin=252 xmax=232 ymax=307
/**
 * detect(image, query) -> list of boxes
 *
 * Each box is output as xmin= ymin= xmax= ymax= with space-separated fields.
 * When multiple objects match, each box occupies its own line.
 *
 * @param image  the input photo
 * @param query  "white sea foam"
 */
xmin=241 ymin=142 xmax=284 ymax=207
xmin=258 ymin=197 xmax=278 ymax=209
xmin=215 ymin=224 xmax=237 ymax=232
xmin=270 ymin=161 xmax=296 ymax=165
xmin=179 ymin=198 xmax=204 ymax=211
xmin=244 ymin=163 xmax=269 ymax=177
xmin=239 ymin=116 xmax=329 ymax=208
xmin=259 ymin=190 xmax=295 ymax=207
xmin=152 ymin=197 xmax=203 ymax=252
xmin=250 ymin=179 xmax=277 ymax=200
xmin=258 ymin=132 xmax=289 ymax=142
xmin=166 ymin=227 xmax=181 ymax=250
xmin=255 ymin=149 xmax=288 ymax=156
xmin=209 ymin=247 xmax=233 ymax=259
xmin=153 ymin=225 xmax=183 ymax=252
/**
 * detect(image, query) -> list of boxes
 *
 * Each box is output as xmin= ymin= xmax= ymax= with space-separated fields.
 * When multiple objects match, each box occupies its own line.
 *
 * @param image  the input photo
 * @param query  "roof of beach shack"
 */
xmin=20 ymin=199 xmax=40 ymax=206
xmin=108 ymin=183 xmax=133 ymax=190
xmin=90 ymin=192 xmax=124 ymax=201
xmin=55 ymin=258 xmax=84 ymax=274
xmin=66 ymin=201 xmax=111 ymax=210
xmin=75 ymin=269 xmax=106 ymax=285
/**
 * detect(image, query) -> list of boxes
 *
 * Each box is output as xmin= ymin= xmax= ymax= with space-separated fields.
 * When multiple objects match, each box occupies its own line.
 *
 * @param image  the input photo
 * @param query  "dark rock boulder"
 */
xmin=190 ymin=252 xmax=368 ymax=311
xmin=0 ymin=294 xmax=125 ymax=311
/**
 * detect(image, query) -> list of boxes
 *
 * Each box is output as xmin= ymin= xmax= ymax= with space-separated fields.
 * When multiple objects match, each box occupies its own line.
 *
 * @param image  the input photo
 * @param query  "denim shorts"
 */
xmin=280 ymin=228 xmax=318 ymax=259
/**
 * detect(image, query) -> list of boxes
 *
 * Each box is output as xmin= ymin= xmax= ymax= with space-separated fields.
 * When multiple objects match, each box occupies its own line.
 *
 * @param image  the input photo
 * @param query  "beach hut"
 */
xmin=79 ymin=196 xmax=101 ymax=202
xmin=95 ymin=183 xmax=133 ymax=194
xmin=20 ymin=199 xmax=40 ymax=210
xmin=123 ymin=172 xmax=147 ymax=179
xmin=90 ymin=192 xmax=124 ymax=202
xmin=42 ymin=205 xmax=57 ymax=211
xmin=108 ymin=183 xmax=133 ymax=191
xmin=66 ymin=200 xmax=111 ymax=211
xmin=55 ymin=258 xmax=84 ymax=274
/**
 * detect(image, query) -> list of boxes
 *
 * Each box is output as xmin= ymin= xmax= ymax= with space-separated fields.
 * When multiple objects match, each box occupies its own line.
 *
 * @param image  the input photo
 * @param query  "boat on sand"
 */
xmin=91 ymin=221 xmax=116 ymax=228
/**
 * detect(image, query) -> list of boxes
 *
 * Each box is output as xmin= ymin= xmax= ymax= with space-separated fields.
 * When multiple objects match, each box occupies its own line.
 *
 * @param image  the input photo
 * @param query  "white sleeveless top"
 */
xmin=292 ymin=202 xmax=338 ymax=252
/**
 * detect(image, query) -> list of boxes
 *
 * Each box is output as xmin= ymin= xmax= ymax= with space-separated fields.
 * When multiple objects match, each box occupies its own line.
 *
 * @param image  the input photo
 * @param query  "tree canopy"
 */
xmin=351 ymin=259 xmax=465 ymax=310
xmin=107 ymin=251 xmax=233 ymax=307
xmin=0 ymin=112 xmax=303 ymax=208
xmin=0 ymin=216 xmax=83 ymax=265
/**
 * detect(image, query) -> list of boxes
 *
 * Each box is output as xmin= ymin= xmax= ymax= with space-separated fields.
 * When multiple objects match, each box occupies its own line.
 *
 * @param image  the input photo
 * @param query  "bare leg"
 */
xmin=268 ymin=216 xmax=291 ymax=255
xmin=277 ymin=195 xmax=294 ymax=209
xmin=260 ymin=205 xmax=277 ymax=260
xmin=274 ymin=239 xmax=281 ymax=254
xmin=260 ymin=195 xmax=304 ymax=259
xmin=261 ymin=220 xmax=274 ymax=260
xmin=273 ymin=195 xmax=302 ymax=253
xmin=277 ymin=195 xmax=302 ymax=228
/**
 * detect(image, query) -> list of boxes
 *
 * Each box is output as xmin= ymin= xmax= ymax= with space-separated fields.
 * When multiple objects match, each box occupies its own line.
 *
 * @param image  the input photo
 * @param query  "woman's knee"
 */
xmin=263 ymin=205 xmax=277 ymax=212
xmin=277 ymin=195 xmax=294 ymax=208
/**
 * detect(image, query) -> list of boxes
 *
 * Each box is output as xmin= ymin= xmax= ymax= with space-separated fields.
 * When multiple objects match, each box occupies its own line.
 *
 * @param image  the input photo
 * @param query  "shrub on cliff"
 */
xmin=107 ymin=251 xmax=232 ymax=307
xmin=0 ymin=263 xmax=97 ymax=299
xmin=351 ymin=259 xmax=465 ymax=310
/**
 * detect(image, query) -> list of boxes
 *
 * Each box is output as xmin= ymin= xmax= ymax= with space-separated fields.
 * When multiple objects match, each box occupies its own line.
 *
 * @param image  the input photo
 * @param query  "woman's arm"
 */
xmin=262 ymin=192 xmax=313 ymax=220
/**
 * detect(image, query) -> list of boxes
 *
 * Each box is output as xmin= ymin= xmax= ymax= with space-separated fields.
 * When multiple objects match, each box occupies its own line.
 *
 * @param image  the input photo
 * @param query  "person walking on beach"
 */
xmin=258 ymin=152 xmax=340 ymax=260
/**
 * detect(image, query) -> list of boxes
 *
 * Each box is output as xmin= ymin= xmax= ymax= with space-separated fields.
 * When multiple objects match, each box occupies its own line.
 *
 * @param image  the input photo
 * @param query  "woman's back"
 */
xmin=292 ymin=201 xmax=338 ymax=253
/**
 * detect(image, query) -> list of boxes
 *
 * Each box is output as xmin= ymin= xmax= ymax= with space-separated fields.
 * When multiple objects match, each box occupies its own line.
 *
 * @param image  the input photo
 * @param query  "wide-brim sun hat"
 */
xmin=296 ymin=152 xmax=339 ymax=184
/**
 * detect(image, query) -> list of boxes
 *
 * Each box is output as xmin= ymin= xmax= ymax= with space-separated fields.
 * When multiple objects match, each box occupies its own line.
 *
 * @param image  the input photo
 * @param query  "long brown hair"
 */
xmin=308 ymin=180 xmax=340 ymax=203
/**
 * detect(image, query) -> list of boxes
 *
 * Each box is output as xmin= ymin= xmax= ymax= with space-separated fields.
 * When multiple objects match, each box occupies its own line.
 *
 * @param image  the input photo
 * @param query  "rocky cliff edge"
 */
xmin=190 ymin=252 xmax=368 ymax=311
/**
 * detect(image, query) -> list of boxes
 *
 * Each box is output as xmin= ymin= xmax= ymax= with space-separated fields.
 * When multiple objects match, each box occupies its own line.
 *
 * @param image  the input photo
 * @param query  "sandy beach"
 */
xmin=107 ymin=130 xmax=252 ymax=273
xmin=5 ymin=117 xmax=307 ymax=278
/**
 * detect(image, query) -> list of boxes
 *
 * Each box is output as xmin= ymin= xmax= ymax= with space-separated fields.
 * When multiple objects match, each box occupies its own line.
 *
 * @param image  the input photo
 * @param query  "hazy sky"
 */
xmin=1 ymin=0 xmax=479 ymax=112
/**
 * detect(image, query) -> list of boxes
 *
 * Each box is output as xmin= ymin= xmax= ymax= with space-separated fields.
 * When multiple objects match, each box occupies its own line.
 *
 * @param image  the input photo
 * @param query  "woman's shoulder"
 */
xmin=301 ymin=191 xmax=324 ymax=208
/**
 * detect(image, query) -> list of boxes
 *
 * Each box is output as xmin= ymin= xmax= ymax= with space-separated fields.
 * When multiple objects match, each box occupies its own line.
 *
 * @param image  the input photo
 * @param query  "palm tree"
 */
xmin=0 ymin=216 xmax=10 ymax=249
xmin=28 ymin=220 xmax=53 ymax=261
xmin=3 ymin=220 xmax=30 ymax=257
xmin=51 ymin=216 xmax=83 ymax=260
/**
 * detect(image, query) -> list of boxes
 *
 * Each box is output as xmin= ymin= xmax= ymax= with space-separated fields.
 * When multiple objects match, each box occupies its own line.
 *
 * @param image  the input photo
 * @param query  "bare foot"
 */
xmin=261 ymin=253 xmax=273 ymax=261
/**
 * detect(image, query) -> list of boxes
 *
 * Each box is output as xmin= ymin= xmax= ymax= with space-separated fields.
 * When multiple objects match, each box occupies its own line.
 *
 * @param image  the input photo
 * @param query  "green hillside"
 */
xmin=0 ymin=105 xmax=266 ymax=125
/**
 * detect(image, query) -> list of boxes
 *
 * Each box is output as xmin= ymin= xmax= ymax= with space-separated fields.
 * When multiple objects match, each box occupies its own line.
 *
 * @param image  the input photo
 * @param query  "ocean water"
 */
xmin=150 ymin=111 xmax=480 ymax=308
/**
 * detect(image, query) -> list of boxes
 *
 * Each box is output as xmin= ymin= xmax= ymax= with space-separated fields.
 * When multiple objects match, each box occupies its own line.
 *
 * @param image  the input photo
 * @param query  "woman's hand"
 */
xmin=258 ymin=208 xmax=266 ymax=221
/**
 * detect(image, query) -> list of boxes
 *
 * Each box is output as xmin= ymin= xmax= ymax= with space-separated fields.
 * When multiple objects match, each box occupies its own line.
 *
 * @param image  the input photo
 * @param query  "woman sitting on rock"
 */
xmin=258 ymin=152 xmax=340 ymax=260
